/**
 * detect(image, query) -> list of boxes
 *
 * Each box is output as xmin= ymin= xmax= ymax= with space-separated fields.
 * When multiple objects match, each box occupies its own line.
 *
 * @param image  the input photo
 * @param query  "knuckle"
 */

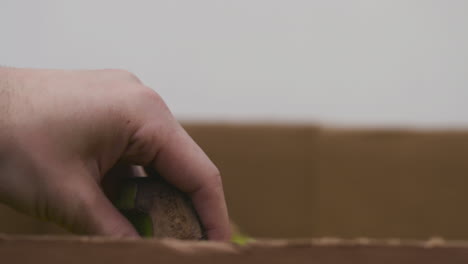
xmin=134 ymin=86 xmax=169 ymax=110
xmin=106 ymin=69 xmax=142 ymax=84
xmin=207 ymin=166 xmax=223 ymax=190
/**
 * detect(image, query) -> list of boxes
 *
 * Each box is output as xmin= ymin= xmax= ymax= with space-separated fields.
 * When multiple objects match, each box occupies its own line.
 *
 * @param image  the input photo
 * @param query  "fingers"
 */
xmin=101 ymin=163 xmax=145 ymax=201
xmin=115 ymin=85 xmax=231 ymax=240
xmin=151 ymin=124 xmax=231 ymax=240
xmin=66 ymin=176 xmax=139 ymax=237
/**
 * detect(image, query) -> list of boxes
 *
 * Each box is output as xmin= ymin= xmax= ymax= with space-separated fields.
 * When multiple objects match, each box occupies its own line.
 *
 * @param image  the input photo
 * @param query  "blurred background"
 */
xmin=1 ymin=0 xmax=467 ymax=127
xmin=1 ymin=1 xmax=468 ymax=240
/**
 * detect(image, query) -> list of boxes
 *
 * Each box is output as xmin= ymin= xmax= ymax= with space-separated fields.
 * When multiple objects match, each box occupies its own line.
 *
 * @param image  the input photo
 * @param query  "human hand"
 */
xmin=0 ymin=67 xmax=231 ymax=240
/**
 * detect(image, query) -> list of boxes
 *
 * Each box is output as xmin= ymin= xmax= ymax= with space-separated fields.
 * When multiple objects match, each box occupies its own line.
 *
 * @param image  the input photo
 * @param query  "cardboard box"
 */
xmin=2 ymin=235 xmax=468 ymax=263
xmin=1 ymin=123 xmax=468 ymax=262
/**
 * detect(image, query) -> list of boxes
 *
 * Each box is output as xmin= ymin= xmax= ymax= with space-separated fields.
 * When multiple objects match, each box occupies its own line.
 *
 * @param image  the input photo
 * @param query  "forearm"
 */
xmin=0 ymin=68 xmax=13 ymax=203
xmin=0 ymin=67 xmax=13 ymax=150
xmin=0 ymin=68 xmax=20 ymax=183
xmin=0 ymin=68 xmax=32 ymax=208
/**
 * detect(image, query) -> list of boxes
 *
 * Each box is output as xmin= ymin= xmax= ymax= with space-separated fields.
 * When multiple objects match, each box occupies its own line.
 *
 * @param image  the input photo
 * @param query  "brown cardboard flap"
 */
xmin=184 ymin=124 xmax=321 ymax=238
xmin=314 ymin=128 xmax=468 ymax=239
xmin=185 ymin=124 xmax=468 ymax=239
xmin=2 ymin=235 xmax=468 ymax=264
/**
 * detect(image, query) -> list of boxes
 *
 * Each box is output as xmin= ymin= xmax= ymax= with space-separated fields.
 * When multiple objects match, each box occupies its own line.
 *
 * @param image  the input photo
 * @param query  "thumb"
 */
xmin=64 ymin=179 xmax=139 ymax=237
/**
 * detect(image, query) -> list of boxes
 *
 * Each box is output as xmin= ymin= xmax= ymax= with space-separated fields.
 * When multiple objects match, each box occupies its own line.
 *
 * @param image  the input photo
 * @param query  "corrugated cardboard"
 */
xmin=4 ymin=236 xmax=468 ymax=264
xmin=1 ymin=123 xmax=468 ymax=262
xmin=3 ymin=235 xmax=468 ymax=264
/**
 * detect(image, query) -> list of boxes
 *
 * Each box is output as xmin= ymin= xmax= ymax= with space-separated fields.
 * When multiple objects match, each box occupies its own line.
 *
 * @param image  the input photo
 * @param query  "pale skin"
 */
xmin=0 ymin=67 xmax=231 ymax=240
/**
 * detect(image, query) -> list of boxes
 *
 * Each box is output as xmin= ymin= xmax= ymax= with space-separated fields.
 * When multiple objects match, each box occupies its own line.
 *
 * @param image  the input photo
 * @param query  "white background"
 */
xmin=1 ymin=0 xmax=467 ymax=127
